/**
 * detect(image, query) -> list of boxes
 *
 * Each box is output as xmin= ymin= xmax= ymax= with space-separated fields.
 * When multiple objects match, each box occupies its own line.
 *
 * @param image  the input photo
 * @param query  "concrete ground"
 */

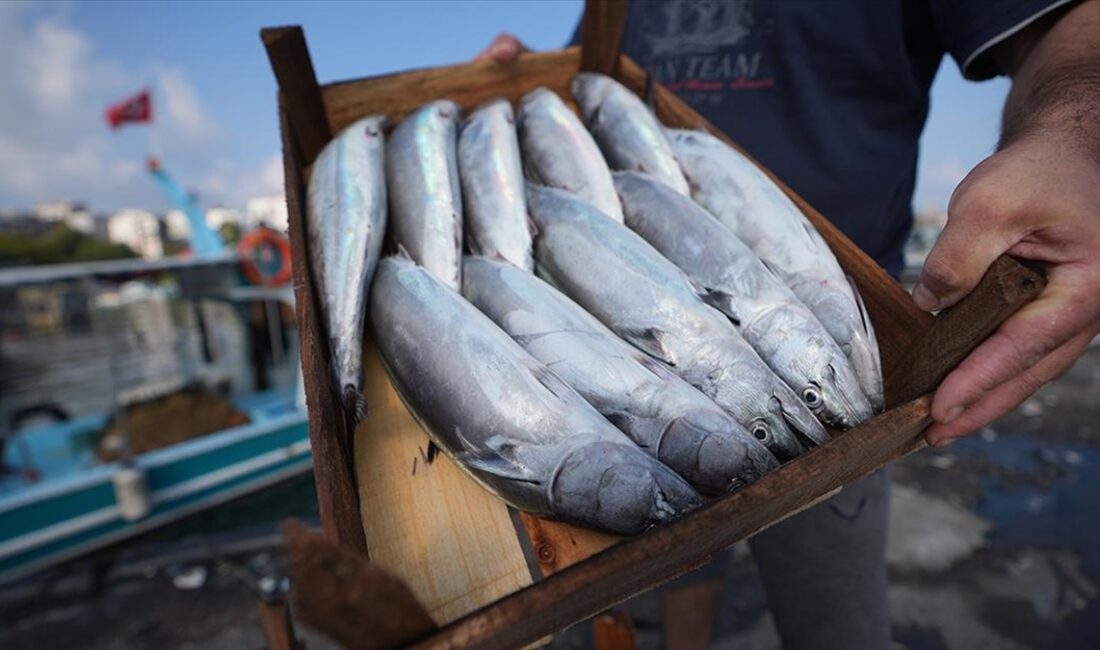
xmin=2 ymin=347 xmax=1098 ymax=649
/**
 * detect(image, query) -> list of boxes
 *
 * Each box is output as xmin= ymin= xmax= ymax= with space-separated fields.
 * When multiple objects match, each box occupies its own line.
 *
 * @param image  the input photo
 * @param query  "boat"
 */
xmin=0 ymin=254 xmax=309 ymax=585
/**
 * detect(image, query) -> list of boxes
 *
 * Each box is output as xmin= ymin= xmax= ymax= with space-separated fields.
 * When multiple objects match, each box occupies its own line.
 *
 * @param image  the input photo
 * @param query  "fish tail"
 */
xmin=342 ymin=384 xmax=368 ymax=426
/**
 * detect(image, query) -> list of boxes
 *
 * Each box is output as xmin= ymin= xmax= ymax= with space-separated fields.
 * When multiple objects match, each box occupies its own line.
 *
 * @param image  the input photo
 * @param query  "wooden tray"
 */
xmin=262 ymin=2 xmax=1043 ymax=647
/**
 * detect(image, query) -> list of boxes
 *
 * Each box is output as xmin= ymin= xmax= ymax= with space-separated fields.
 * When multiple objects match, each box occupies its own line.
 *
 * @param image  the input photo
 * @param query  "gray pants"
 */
xmin=747 ymin=469 xmax=892 ymax=649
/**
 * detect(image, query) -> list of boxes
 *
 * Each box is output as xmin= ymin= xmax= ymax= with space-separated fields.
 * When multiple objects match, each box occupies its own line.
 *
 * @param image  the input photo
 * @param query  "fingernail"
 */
xmin=912 ymin=283 xmax=939 ymax=311
xmin=942 ymin=406 xmax=964 ymax=424
xmin=932 ymin=436 xmax=957 ymax=448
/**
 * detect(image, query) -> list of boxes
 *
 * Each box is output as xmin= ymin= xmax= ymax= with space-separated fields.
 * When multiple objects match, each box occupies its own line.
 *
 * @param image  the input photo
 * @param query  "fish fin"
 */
xmin=526 ymin=213 xmax=539 ymax=239
xmin=699 ymin=289 xmax=742 ymax=327
xmin=455 ymin=450 xmax=541 ymax=484
xmin=757 ymin=257 xmax=785 ymax=285
xmin=846 ymin=275 xmax=872 ymax=336
xmin=395 ymin=243 xmax=413 ymax=261
xmin=605 ymin=411 xmax=649 ymax=447
xmin=631 ymin=350 xmax=677 ymax=381
xmin=527 ymin=361 xmax=576 ymax=401
xmin=342 ymin=384 xmax=368 ymax=426
xmin=622 ymin=327 xmax=677 ymax=366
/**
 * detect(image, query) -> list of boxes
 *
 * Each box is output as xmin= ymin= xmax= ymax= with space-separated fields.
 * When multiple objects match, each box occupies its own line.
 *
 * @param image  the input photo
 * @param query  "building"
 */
xmin=246 ymin=195 xmax=288 ymax=233
xmin=107 ymin=209 xmax=164 ymax=259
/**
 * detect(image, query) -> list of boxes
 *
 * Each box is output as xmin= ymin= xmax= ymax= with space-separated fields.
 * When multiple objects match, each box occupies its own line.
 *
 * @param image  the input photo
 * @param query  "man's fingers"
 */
xmin=931 ymin=269 xmax=1098 ymax=422
xmin=912 ymin=209 xmax=1015 ymax=312
xmin=925 ymin=326 xmax=1095 ymax=445
xmin=475 ymin=33 xmax=528 ymax=63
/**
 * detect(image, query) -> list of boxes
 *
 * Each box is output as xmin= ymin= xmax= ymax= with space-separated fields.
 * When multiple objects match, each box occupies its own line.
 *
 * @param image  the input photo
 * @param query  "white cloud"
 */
xmin=260 ymin=154 xmax=284 ymax=194
xmin=153 ymin=64 xmax=216 ymax=141
xmin=0 ymin=4 xmax=273 ymax=214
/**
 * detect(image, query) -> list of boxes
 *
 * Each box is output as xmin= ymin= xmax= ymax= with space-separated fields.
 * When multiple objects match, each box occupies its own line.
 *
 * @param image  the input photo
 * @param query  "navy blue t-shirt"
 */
xmin=586 ymin=0 xmax=1071 ymax=275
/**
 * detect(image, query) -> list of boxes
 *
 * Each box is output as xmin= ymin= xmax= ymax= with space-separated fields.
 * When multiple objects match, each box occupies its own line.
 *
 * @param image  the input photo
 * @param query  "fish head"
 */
xmin=550 ymin=441 xmax=702 ymax=535
xmin=797 ymin=358 xmax=874 ymax=431
xmin=799 ymin=284 xmax=884 ymax=412
xmin=657 ymin=408 xmax=779 ymax=495
xmin=743 ymin=395 xmax=818 ymax=462
xmin=570 ymin=72 xmax=612 ymax=124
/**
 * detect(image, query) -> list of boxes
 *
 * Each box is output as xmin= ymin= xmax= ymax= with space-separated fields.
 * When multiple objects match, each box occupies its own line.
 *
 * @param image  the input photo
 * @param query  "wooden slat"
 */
xmin=321 ymin=49 xmax=583 ymax=134
xmin=261 ymin=27 xmax=331 ymax=165
xmin=580 ymin=0 xmax=627 ymax=76
xmin=518 ymin=514 xmax=620 ymax=576
xmin=612 ymin=57 xmax=933 ymax=378
xmin=411 ymin=396 xmax=934 ymax=650
xmin=885 ymin=256 xmax=1045 ymax=406
xmin=355 ymin=339 xmax=533 ymax=624
xmin=283 ymin=520 xmax=437 ymax=650
xmin=277 ymin=105 xmax=367 ymax=554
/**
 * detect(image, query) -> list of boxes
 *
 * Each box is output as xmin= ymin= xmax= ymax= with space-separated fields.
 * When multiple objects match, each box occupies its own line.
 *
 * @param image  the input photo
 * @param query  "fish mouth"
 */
xmin=550 ymin=441 xmax=702 ymax=535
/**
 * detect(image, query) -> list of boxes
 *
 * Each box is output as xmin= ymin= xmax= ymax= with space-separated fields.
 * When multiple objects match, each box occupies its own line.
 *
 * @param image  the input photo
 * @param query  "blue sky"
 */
xmin=1 ymin=0 xmax=1009 ymax=216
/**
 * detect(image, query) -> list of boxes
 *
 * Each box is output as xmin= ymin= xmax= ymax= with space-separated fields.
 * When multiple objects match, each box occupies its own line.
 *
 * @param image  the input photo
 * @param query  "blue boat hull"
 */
xmin=0 ymin=408 xmax=310 ymax=584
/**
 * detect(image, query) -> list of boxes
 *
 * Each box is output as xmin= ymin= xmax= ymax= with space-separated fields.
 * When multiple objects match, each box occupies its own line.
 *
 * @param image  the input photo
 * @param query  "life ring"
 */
xmin=238 ymin=229 xmax=292 ymax=286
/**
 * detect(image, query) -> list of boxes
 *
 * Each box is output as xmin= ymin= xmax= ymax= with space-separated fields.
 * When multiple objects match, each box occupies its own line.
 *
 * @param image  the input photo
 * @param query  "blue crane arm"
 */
xmin=147 ymin=166 xmax=224 ymax=257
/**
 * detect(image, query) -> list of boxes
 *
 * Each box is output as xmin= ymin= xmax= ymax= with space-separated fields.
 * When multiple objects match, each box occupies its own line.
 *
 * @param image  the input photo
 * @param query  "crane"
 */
xmin=146 ymin=156 xmax=224 ymax=258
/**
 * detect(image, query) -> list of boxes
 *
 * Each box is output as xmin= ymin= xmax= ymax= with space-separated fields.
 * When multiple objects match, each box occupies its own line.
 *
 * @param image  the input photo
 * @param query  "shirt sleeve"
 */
xmin=928 ymin=0 xmax=1077 ymax=80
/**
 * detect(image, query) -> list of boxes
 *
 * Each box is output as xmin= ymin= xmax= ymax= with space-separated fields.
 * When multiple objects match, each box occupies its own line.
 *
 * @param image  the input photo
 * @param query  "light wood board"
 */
xmin=355 ymin=340 xmax=532 ymax=625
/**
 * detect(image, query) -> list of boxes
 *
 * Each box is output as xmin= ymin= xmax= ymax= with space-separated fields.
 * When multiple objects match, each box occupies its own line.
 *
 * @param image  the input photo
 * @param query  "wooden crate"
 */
xmin=262 ymin=2 xmax=1043 ymax=647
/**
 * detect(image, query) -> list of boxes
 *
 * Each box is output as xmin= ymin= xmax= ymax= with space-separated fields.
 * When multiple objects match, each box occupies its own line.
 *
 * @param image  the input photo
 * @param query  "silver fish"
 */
xmin=516 ymin=87 xmax=624 ymax=222
xmin=386 ymin=100 xmax=463 ymax=290
xmin=306 ymin=114 xmax=387 ymax=421
xmin=370 ymin=255 xmax=702 ymax=535
xmin=463 ymin=256 xmax=778 ymax=494
xmin=458 ymin=98 xmax=534 ymax=270
xmin=614 ymin=171 xmax=873 ymax=430
xmin=527 ymin=183 xmax=828 ymax=461
xmin=667 ymin=128 xmax=885 ymax=411
xmin=571 ymin=72 xmax=690 ymax=196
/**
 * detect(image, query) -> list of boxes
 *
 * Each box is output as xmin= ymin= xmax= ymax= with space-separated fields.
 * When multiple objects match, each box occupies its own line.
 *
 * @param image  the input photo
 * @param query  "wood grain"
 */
xmin=518 ymin=514 xmax=620 ymax=576
xmin=411 ymin=396 xmax=934 ymax=650
xmin=580 ymin=0 xmax=627 ymax=76
xmin=283 ymin=520 xmax=437 ymax=649
xmin=321 ymin=49 xmax=582 ymax=134
xmin=355 ymin=339 xmax=533 ymax=625
xmin=885 ymin=256 xmax=1046 ymax=406
xmin=277 ymin=105 xmax=367 ymax=554
xmin=261 ymin=27 xmax=331 ymax=165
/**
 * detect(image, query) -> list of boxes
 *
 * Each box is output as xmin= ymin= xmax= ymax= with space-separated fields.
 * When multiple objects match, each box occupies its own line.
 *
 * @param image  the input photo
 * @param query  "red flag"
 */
xmin=105 ymin=90 xmax=152 ymax=129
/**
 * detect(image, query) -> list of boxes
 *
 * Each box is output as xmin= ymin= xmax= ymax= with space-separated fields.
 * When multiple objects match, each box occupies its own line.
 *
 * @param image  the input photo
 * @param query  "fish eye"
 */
xmin=802 ymin=386 xmax=822 ymax=408
xmin=750 ymin=420 xmax=769 ymax=441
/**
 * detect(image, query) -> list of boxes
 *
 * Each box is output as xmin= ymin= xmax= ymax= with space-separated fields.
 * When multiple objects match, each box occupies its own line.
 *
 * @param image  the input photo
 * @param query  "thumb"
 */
xmin=475 ymin=33 xmax=528 ymax=63
xmin=913 ymin=184 xmax=1018 ymax=311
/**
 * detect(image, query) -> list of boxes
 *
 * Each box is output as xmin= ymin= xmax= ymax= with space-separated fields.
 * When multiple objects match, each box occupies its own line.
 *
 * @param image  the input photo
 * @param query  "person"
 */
xmin=478 ymin=1 xmax=1100 ymax=647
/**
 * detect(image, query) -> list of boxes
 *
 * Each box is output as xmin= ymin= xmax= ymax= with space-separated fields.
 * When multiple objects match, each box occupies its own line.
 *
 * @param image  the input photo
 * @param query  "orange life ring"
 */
xmin=238 ymin=229 xmax=292 ymax=286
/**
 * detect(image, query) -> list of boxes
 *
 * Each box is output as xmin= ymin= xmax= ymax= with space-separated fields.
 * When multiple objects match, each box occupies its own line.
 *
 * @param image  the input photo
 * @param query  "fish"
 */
xmin=463 ymin=256 xmax=779 ymax=494
xmin=571 ymin=72 xmax=690 ymax=196
xmin=667 ymin=128 xmax=885 ymax=411
xmin=386 ymin=100 xmax=464 ymax=290
xmin=527 ymin=183 xmax=828 ymax=461
xmin=306 ymin=114 xmax=388 ymax=422
xmin=369 ymin=254 xmax=702 ymax=535
xmin=458 ymin=99 xmax=534 ymax=271
xmin=614 ymin=171 xmax=873 ymax=430
xmin=516 ymin=87 xmax=624 ymax=222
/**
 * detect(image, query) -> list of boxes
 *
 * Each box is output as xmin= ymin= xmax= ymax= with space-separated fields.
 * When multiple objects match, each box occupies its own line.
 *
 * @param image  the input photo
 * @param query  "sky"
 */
xmin=0 ymin=0 xmax=1010 ymax=217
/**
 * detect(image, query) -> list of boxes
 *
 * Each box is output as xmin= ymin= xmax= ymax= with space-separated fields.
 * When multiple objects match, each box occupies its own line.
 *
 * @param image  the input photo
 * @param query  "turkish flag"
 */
xmin=105 ymin=90 xmax=152 ymax=129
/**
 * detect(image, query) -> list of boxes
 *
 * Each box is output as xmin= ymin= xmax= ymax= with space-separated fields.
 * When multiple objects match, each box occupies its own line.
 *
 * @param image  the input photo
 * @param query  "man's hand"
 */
xmin=475 ymin=33 xmax=529 ymax=63
xmin=916 ymin=0 xmax=1100 ymax=446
